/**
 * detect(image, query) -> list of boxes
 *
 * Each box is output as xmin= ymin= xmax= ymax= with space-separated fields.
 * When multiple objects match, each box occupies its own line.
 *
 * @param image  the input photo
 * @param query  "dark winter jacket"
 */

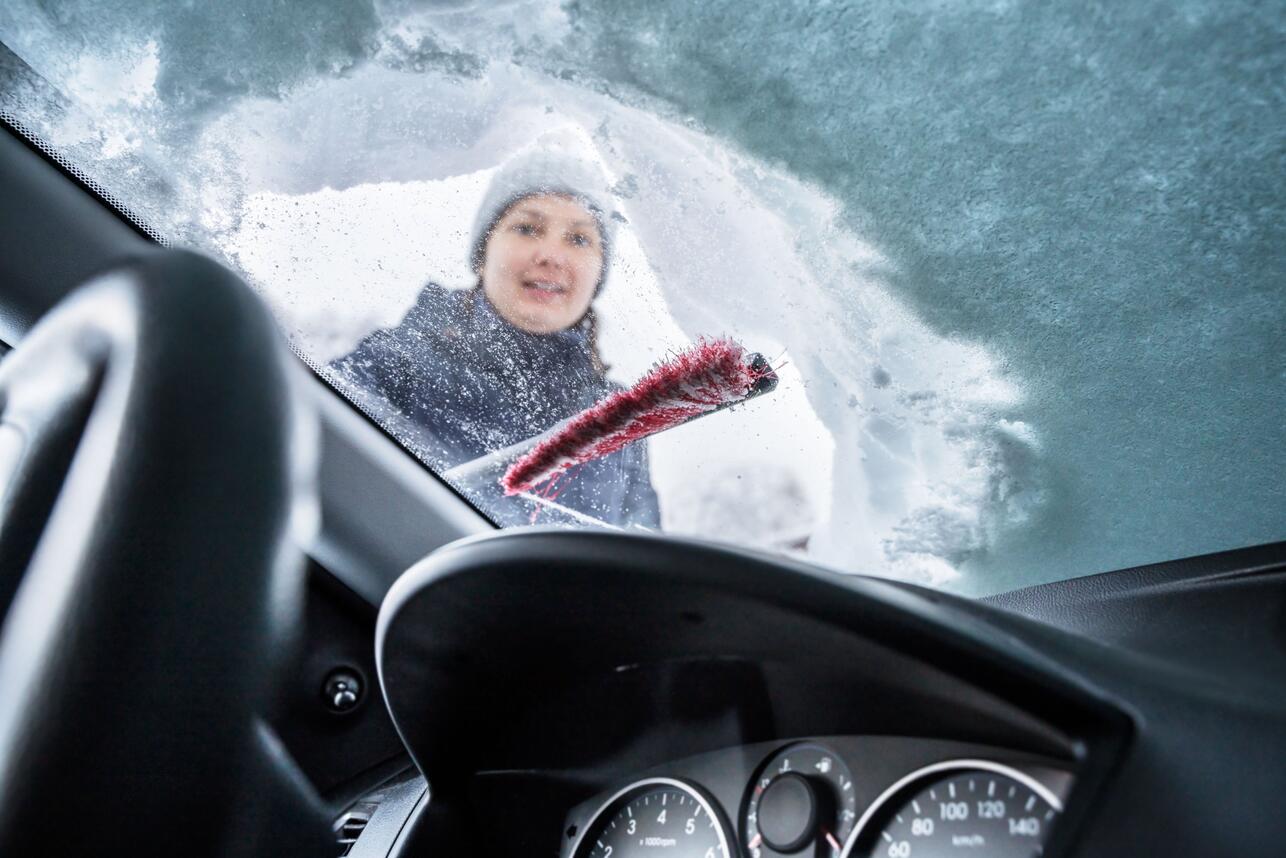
xmin=328 ymin=284 xmax=661 ymax=528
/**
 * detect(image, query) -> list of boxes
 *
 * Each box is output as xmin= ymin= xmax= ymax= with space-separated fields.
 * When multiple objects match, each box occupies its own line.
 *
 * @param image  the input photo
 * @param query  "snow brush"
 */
xmin=503 ymin=337 xmax=778 ymax=495
xmin=441 ymin=338 xmax=778 ymax=498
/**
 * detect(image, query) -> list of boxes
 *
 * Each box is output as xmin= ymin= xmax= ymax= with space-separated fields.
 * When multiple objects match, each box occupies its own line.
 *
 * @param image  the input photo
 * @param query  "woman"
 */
xmin=330 ymin=150 xmax=661 ymax=528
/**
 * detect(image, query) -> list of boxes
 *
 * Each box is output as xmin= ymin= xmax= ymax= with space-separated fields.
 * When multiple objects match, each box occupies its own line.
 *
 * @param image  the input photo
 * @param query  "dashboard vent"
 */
xmin=334 ymin=810 xmax=371 ymax=856
xmin=332 ymin=768 xmax=422 ymax=856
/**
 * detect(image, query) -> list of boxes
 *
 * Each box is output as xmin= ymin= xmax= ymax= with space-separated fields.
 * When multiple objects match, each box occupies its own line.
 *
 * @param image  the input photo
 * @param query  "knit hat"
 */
xmin=468 ymin=145 xmax=621 ymax=292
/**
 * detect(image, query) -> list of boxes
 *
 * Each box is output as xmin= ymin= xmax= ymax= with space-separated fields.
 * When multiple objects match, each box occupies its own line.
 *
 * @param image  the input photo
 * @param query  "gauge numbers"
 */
xmin=575 ymin=778 xmax=732 ymax=858
xmin=843 ymin=761 xmax=1061 ymax=858
xmin=743 ymin=742 xmax=859 ymax=858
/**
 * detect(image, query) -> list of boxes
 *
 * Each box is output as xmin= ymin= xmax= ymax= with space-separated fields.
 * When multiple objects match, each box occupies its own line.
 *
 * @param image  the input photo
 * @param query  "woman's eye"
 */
xmin=568 ymin=233 xmax=592 ymax=247
xmin=513 ymin=223 xmax=538 ymax=236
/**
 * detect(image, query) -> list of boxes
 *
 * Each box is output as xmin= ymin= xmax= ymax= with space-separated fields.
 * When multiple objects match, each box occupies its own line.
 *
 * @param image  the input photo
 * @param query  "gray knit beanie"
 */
xmin=468 ymin=147 xmax=621 ymax=292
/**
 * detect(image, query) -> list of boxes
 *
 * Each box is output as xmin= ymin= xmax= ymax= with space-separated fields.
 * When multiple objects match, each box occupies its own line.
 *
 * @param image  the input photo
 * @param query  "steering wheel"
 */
xmin=0 ymin=251 xmax=324 ymax=856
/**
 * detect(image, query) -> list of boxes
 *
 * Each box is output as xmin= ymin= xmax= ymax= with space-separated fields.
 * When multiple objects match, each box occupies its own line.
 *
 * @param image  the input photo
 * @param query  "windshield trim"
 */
xmin=0 ymin=110 xmax=164 ymax=246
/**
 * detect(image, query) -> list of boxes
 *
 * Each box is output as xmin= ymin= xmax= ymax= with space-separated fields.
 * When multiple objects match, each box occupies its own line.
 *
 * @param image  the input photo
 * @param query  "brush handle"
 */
xmin=441 ymin=418 xmax=567 ymax=489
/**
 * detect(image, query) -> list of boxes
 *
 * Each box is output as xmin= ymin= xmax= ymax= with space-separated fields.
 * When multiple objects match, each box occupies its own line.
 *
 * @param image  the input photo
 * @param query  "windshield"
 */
xmin=1 ymin=1 xmax=1281 ymax=596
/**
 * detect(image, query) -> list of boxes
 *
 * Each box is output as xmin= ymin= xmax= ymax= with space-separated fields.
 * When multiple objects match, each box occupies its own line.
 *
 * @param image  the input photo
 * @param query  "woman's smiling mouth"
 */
xmin=522 ymin=279 xmax=569 ymax=295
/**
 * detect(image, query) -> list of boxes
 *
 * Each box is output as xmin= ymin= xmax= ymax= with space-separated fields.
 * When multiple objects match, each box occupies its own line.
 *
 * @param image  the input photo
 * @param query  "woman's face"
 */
xmin=480 ymin=193 xmax=605 ymax=335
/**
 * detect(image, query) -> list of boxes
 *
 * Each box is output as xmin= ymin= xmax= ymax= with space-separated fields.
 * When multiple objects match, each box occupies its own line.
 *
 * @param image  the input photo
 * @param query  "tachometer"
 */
xmin=572 ymin=778 xmax=733 ymax=858
xmin=841 ymin=761 xmax=1062 ymax=858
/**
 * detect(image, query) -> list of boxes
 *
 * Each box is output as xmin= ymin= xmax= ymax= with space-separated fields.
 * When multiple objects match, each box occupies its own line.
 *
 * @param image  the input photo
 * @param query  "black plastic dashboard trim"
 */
xmin=377 ymin=529 xmax=1133 ymax=857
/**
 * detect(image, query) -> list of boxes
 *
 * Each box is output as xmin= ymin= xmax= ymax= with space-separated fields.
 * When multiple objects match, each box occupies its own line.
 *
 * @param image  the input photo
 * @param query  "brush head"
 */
xmin=502 ymin=337 xmax=777 ymax=496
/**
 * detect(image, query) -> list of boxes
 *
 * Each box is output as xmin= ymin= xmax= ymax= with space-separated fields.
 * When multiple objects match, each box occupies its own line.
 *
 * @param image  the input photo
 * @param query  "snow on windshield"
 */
xmin=1 ymin=0 xmax=1281 ymax=595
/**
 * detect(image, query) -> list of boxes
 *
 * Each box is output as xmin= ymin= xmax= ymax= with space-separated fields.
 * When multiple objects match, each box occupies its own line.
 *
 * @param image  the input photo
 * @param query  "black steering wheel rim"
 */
xmin=0 ymin=250 xmax=317 ymax=856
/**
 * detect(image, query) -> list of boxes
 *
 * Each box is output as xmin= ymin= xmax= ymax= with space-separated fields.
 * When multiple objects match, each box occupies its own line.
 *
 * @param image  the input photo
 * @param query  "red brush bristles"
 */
xmin=502 ymin=337 xmax=770 ymax=496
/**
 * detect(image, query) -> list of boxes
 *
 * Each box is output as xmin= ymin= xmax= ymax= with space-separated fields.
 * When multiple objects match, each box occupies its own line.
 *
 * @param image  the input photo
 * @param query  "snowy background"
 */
xmin=1 ymin=0 xmax=1281 ymax=595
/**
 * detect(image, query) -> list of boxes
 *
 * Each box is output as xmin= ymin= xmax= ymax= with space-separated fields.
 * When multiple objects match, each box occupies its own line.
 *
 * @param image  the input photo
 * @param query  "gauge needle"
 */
xmin=748 ymin=833 xmax=762 ymax=849
xmin=824 ymin=829 xmax=842 ymax=852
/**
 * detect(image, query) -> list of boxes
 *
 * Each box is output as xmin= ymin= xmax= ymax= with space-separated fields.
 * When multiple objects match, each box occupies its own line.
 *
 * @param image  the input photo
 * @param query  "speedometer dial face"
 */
xmin=842 ymin=762 xmax=1062 ymax=858
xmin=575 ymin=778 xmax=733 ymax=858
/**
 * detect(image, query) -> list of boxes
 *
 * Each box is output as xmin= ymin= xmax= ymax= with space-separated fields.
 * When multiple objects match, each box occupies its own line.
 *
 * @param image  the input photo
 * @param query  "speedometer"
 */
xmin=572 ymin=778 xmax=734 ymax=858
xmin=841 ymin=761 xmax=1062 ymax=858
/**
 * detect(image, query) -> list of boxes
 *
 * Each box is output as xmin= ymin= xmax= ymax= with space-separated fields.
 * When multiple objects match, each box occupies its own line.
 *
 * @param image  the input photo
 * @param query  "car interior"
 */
xmin=1 ymin=88 xmax=1284 ymax=858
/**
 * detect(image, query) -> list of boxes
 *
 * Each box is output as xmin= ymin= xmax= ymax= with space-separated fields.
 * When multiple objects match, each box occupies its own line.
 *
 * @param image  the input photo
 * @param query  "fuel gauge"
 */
xmin=743 ymin=742 xmax=858 ymax=858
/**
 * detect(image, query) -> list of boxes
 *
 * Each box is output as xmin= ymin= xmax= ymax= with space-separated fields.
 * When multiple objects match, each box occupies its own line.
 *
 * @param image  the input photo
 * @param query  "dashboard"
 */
xmin=369 ymin=529 xmax=1121 ymax=857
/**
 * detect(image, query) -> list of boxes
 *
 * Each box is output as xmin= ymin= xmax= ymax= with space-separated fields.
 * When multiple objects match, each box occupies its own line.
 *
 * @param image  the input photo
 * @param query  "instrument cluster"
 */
xmin=561 ymin=738 xmax=1071 ymax=858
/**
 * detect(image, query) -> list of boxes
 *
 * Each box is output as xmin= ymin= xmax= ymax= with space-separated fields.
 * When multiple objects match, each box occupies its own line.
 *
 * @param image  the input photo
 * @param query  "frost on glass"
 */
xmin=1 ymin=0 xmax=1281 ymax=595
